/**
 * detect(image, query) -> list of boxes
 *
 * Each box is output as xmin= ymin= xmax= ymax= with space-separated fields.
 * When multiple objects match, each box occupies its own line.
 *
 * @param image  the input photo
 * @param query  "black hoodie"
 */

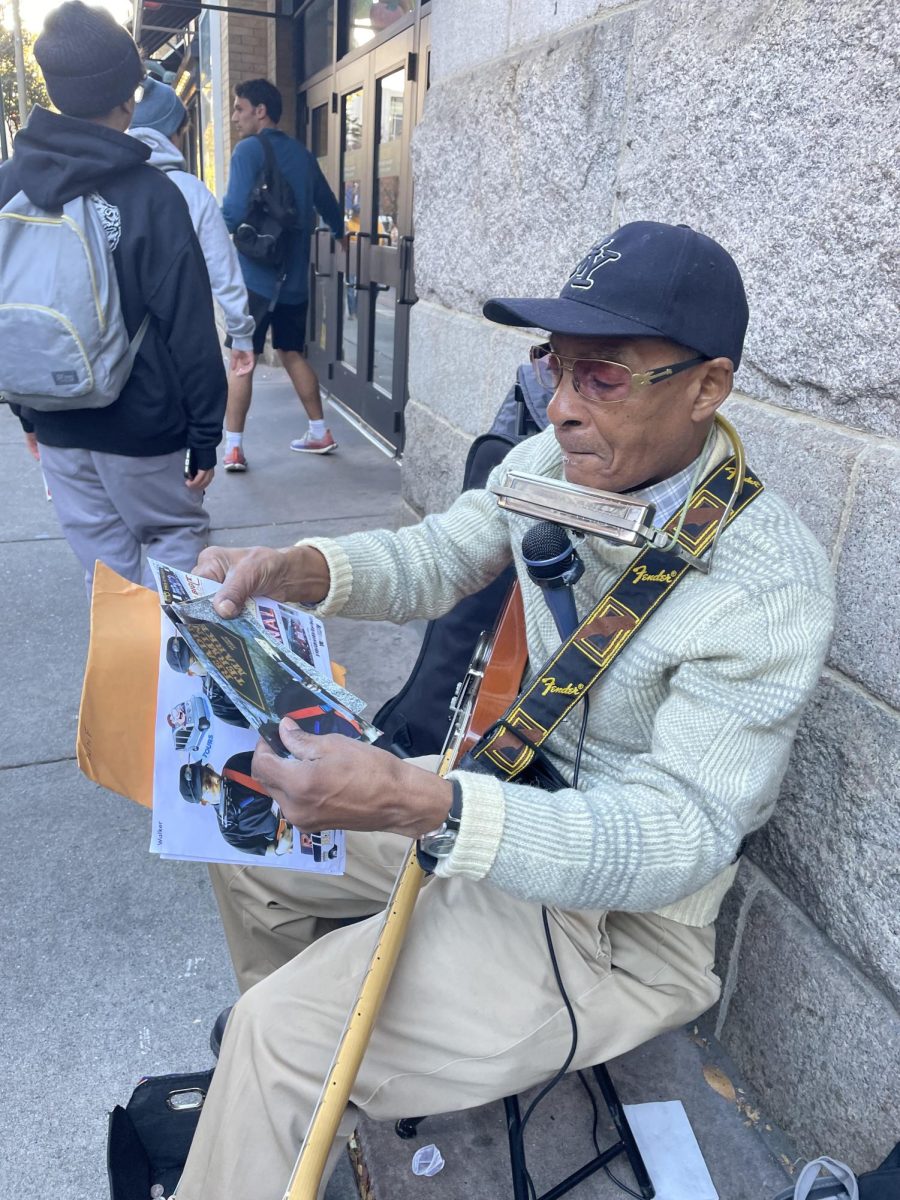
xmin=0 ymin=107 xmax=226 ymax=468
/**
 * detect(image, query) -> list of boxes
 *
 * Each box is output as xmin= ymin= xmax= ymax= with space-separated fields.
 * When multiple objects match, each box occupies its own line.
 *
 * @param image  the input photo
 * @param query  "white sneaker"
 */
xmin=290 ymin=429 xmax=338 ymax=454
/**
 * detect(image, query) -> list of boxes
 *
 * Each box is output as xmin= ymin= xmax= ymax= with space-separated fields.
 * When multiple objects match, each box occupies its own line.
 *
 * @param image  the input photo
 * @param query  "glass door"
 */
xmin=300 ymin=15 xmax=426 ymax=451
xmin=304 ymin=79 xmax=339 ymax=385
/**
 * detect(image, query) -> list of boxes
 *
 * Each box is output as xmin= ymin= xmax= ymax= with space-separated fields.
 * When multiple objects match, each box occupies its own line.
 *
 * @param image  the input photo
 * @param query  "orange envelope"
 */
xmin=76 ymin=561 xmax=347 ymax=809
xmin=77 ymin=562 xmax=159 ymax=808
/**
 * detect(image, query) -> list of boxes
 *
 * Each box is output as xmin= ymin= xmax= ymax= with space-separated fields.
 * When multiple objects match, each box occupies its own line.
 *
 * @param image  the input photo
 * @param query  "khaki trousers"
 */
xmin=177 ymin=828 xmax=720 ymax=1200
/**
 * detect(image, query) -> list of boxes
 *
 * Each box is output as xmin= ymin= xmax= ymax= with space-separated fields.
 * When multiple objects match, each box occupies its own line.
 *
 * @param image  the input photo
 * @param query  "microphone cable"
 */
xmin=514 ymin=695 xmax=646 ymax=1200
xmin=514 ymin=693 xmax=599 ymax=1200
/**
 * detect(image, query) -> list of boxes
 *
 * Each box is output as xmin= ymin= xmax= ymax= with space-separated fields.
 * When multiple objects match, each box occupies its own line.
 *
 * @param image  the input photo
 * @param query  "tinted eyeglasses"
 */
xmin=530 ymin=342 xmax=708 ymax=405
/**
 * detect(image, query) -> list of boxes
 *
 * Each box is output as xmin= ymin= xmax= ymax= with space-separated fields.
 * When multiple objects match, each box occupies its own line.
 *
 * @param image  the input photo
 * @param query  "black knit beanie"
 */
xmin=34 ymin=1 xmax=145 ymax=118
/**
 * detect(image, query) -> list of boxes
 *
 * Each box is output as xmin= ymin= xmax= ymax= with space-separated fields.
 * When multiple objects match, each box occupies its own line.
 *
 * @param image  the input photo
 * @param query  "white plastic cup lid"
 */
xmin=411 ymin=1143 xmax=445 ymax=1177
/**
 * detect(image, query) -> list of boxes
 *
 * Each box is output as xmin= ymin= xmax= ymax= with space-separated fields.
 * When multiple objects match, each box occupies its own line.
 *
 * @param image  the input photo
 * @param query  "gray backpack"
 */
xmin=0 ymin=190 xmax=149 ymax=412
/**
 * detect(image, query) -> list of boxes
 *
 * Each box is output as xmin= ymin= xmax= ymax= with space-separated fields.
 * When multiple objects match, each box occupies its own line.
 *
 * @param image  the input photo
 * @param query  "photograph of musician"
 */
xmin=173 ymin=221 xmax=835 ymax=1200
xmin=178 ymin=753 xmax=293 ymax=858
xmin=165 ymin=635 xmax=251 ymax=728
xmin=273 ymin=680 xmax=362 ymax=739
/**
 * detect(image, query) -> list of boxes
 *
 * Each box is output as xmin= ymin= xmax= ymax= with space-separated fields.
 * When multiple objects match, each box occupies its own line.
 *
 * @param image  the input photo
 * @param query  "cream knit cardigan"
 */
xmin=300 ymin=425 xmax=835 ymax=927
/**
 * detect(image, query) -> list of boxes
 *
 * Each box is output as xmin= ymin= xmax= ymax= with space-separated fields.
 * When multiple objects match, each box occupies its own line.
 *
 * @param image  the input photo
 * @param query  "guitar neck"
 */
xmin=284 ymin=581 xmax=528 ymax=1199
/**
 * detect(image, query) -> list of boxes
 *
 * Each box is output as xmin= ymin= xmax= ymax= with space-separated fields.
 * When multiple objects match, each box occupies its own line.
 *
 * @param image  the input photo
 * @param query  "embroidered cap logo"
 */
xmin=569 ymin=238 xmax=622 ymax=290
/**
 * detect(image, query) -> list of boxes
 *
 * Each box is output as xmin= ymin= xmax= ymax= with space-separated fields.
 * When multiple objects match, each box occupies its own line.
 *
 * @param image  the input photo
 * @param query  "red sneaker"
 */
xmin=290 ymin=429 xmax=338 ymax=455
xmin=223 ymin=445 xmax=247 ymax=472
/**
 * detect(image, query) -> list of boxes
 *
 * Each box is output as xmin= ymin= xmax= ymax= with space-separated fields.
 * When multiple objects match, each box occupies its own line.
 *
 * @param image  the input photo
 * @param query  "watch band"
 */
xmin=416 ymin=778 xmax=463 ymax=874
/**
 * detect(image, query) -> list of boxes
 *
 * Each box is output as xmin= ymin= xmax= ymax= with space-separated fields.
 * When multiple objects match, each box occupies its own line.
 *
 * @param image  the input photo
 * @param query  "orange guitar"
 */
xmin=283 ymin=583 xmax=528 ymax=1199
xmin=439 ymin=581 xmax=528 ymax=770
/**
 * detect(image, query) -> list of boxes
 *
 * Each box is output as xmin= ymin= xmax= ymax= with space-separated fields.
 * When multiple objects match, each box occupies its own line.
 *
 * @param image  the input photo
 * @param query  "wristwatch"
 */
xmin=417 ymin=778 xmax=463 ymax=871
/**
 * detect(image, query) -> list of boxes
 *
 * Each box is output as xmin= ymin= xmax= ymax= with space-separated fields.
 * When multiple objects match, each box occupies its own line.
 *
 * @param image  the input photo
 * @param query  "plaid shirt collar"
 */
xmin=626 ymin=452 xmax=704 ymax=530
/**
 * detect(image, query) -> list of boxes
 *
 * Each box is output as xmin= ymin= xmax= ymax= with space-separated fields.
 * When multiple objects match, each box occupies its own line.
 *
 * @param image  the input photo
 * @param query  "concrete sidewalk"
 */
xmin=0 ymin=370 xmax=797 ymax=1200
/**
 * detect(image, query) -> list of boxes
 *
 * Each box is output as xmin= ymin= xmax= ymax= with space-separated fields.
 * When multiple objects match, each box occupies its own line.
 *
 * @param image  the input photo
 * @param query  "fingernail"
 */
xmin=216 ymin=597 xmax=237 ymax=617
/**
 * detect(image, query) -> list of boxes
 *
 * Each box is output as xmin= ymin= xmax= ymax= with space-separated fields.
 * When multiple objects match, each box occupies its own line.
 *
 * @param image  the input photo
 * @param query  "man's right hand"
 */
xmin=229 ymin=349 xmax=255 ymax=376
xmin=24 ymin=432 xmax=40 ymax=461
xmin=193 ymin=544 xmax=332 ymax=617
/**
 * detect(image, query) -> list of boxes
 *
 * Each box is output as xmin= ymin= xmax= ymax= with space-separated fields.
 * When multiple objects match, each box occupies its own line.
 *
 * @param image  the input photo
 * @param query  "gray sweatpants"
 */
xmin=39 ymin=445 xmax=210 ymax=591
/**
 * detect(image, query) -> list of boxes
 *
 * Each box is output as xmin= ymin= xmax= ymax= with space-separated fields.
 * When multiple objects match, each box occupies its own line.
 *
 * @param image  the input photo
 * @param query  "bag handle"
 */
xmin=792 ymin=1157 xmax=859 ymax=1200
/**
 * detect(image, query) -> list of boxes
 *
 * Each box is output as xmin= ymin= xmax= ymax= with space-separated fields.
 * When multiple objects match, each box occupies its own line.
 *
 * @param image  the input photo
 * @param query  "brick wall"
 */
xmin=217 ymin=0 xmax=296 ymax=150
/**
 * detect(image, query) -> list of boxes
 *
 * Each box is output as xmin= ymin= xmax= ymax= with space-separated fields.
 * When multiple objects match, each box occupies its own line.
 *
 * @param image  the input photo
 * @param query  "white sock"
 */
xmin=225 ymin=431 xmax=243 ymax=450
xmin=309 ymin=420 xmax=326 ymax=439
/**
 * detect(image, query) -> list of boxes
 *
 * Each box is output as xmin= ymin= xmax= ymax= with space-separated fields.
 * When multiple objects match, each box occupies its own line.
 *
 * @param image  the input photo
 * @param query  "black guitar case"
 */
xmin=373 ymin=363 xmax=551 ymax=757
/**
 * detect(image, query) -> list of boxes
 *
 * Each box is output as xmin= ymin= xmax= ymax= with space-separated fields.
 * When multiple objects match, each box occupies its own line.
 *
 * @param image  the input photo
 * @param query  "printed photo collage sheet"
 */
xmin=148 ymin=559 xmax=380 ymax=876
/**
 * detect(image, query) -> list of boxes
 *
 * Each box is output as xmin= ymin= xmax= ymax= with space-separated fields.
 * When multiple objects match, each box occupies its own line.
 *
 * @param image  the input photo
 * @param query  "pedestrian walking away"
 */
xmin=0 ymin=1 xmax=226 ymax=592
xmin=221 ymin=77 xmax=345 ymax=471
xmin=130 ymin=77 xmax=256 ymax=382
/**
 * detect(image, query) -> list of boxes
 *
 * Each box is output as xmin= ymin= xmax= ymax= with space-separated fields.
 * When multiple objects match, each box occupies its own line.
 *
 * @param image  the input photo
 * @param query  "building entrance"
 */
xmin=300 ymin=9 xmax=429 ymax=452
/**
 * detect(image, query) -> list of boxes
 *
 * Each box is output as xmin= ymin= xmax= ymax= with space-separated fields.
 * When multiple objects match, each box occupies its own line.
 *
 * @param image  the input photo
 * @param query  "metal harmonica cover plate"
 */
xmin=490 ymin=470 xmax=655 ymax=546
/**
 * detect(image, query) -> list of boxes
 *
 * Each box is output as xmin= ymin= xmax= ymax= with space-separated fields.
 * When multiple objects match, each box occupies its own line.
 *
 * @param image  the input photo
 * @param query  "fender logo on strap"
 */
xmin=471 ymin=455 xmax=764 ymax=783
xmin=539 ymin=677 xmax=586 ymax=699
xmin=630 ymin=564 xmax=678 ymax=585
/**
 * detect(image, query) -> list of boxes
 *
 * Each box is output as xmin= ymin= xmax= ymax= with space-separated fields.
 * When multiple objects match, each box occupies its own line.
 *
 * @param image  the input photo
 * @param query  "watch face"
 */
xmin=423 ymin=830 xmax=457 ymax=858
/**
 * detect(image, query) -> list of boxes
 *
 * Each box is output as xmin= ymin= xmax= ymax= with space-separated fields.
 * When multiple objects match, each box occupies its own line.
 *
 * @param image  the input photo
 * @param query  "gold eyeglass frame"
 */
xmin=530 ymin=342 xmax=709 ymax=403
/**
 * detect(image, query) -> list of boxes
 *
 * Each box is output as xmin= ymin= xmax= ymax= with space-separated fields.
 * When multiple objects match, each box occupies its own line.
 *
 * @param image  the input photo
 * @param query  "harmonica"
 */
xmin=491 ymin=470 xmax=709 ymax=572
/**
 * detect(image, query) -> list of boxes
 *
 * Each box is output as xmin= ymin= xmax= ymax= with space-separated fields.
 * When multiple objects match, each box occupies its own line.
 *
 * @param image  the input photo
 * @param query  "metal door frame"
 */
xmin=298 ymin=5 xmax=430 ymax=452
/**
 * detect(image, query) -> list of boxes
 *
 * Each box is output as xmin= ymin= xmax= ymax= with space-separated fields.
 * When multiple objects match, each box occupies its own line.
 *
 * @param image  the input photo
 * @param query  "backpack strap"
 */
xmin=791 ymin=1158 xmax=858 ymax=1200
xmin=255 ymin=132 xmax=279 ymax=182
xmin=126 ymin=312 xmax=151 ymax=368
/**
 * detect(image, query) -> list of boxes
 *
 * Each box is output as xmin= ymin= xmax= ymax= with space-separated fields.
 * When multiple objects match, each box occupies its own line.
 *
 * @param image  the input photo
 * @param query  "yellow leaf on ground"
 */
xmin=702 ymin=1063 xmax=737 ymax=1102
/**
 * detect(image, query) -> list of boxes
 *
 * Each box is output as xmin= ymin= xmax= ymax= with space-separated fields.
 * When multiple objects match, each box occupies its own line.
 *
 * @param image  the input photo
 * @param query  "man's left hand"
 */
xmin=186 ymin=467 xmax=215 ymax=491
xmin=251 ymin=717 xmax=452 ymax=839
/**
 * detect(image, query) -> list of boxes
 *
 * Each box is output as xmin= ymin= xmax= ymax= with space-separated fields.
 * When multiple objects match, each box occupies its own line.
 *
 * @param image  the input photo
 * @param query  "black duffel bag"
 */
xmin=108 ymin=1070 xmax=214 ymax=1200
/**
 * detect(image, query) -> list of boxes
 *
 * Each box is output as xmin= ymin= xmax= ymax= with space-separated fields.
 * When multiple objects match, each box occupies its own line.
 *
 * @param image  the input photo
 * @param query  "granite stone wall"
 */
xmin=406 ymin=0 xmax=899 ymax=1170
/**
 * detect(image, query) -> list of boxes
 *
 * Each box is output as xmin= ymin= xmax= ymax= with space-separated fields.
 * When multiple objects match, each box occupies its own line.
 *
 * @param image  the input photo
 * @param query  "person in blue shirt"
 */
xmin=221 ymin=78 xmax=345 ymax=471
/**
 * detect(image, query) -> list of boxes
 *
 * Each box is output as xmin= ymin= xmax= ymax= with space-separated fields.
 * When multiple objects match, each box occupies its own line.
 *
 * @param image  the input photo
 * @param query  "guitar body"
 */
xmin=440 ymin=582 xmax=528 ymax=771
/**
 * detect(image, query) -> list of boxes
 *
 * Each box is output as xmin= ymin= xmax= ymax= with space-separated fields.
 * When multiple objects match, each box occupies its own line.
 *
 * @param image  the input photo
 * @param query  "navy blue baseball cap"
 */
xmin=483 ymin=221 xmax=749 ymax=368
xmin=179 ymin=762 xmax=204 ymax=803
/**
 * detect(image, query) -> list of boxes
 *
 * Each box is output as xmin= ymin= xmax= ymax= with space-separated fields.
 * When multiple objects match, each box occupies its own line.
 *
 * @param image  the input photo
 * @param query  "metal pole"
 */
xmin=10 ymin=0 xmax=28 ymax=128
xmin=0 ymin=77 xmax=9 ymax=160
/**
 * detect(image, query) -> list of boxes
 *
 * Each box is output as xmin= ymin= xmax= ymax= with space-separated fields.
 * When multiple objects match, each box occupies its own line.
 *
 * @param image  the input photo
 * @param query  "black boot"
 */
xmin=209 ymin=1005 xmax=234 ymax=1061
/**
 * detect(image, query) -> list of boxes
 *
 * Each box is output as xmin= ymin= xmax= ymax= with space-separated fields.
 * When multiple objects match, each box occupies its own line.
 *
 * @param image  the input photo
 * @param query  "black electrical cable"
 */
xmin=513 ymin=695 xmax=591 ymax=1200
xmin=511 ymin=694 xmax=644 ymax=1200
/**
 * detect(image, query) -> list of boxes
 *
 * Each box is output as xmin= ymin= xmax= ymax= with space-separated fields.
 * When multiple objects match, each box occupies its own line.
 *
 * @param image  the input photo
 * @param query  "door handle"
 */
xmin=371 ymin=231 xmax=391 ymax=292
xmin=344 ymin=230 xmax=357 ymax=278
xmin=352 ymin=230 xmax=371 ymax=290
xmin=398 ymin=235 xmax=417 ymax=306
xmin=313 ymin=224 xmax=333 ymax=278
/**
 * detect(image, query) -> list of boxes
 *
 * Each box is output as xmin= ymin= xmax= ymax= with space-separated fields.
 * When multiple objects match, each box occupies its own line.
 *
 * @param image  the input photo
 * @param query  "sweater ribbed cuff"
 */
xmin=293 ymin=536 xmax=353 ymax=615
xmin=653 ymin=859 xmax=741 ymax=927
xmin=191 ymin=446 xmax=216 ymax=471
xmin=434 ymin=770 xmax=506 ymax=882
